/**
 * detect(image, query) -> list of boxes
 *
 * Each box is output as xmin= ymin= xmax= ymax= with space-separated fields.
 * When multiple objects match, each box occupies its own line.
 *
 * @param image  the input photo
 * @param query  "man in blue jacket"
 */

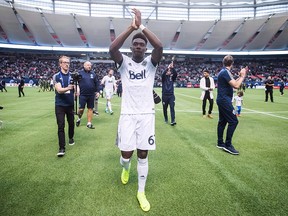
xmin=75 ymin=61 xmax=100 ymax=129
xmin=162 ymin=61 xmax=177 ymax=126
xmin=53 ymin=56 xmax=75 ymax=157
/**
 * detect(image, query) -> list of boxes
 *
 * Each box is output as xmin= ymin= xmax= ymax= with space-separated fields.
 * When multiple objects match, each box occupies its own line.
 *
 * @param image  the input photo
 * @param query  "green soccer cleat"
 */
xmin=137 ymin=192 xmax=150 ymax=212
xmin=121 ymin=163 xmax=131 ymax=185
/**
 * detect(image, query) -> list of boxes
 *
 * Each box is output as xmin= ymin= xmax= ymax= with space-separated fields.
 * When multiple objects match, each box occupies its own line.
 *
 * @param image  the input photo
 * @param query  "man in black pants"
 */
xmin=53 ymin=56 xmax=75 ymax=157
xmin=200 ymin=69 xmax=215 ymax=119
xmin=264 ymin=76 xmax=274 ymax=102
xmin=18 ymin=77 xmax=25 ymax=97
xmin=162 ymin=61 xmax=177 ymax=126
xmin=216 ymin=55 xmax=247 ymax=155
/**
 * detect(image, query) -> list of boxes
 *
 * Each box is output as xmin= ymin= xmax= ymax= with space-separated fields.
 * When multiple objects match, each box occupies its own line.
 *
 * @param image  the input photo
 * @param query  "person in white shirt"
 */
xmin=101 ymin=69 xmax=116 ymax=114
xmin=200 ymin=69 xmax=215 ymax=118
xmin=109 ymin=8 xmax=163 ymax=212
xmin=234 ymin=91 xmax=244 ymax=117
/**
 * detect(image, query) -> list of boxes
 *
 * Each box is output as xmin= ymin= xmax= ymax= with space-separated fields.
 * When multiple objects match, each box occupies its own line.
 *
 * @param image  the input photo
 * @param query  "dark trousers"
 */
xmin=265 ymin=89 xmax=273 ymax=102
xmin=202 ymin=91 xmax=213 ymax=115
xmin=55 ymin=105 xmax=75 ymax=150
xmin=18 ymin=86 xmax=25 ymax=97
xmin=217 ymin=101 xmax=238 ymax=146
xmin=162 ymin=94 xmax=175 ymax=122
xmin=280 ymin=87 xmax=284 ymax=95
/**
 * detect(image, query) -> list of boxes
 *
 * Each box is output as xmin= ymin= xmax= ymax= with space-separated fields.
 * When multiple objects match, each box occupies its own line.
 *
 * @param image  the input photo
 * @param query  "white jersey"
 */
xmin=102 ymin=75 xmax=116 ymax=92
xmin=117 ymin=54 xmax=157 ymax=114
xmin=234 ymin=96 xmax=243 ymax=106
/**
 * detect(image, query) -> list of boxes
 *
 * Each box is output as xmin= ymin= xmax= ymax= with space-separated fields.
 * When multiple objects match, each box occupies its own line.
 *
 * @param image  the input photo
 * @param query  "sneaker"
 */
xmin=87 ymin=124 xmax=95 ymax=129
xmin=110 ymin=111 xmax=113 ymax=115
xmin=170 ymin=121 xmax=177 ymax=126
xmin=93 ymin=111 xmax=99 ymax=116
xmin=207 ymin=114 xmax=213 ymax=119
xmin=57 ymin=149 xmax=65 ymax=157
xmin=105 ymin=109 xmax=109 ymax=113
xmin=137 ymin=192 xmax=151 ymax=212
xmin=164 ymin=120 xmax=168 ymax=124
xmin=121 ymin=163 xmax=131 ymax=185
xmin=69 ymin=138 xmax=75 ymax=146
xmin=223 ymin=144 xmax=239 ymax=155
xmin=202 ymin=115 xmax=206 ymax=118
xmin=216 ymin=143 xmax=225 ymax=149
xmin=76 ymin=119 xmax=81 ymax=127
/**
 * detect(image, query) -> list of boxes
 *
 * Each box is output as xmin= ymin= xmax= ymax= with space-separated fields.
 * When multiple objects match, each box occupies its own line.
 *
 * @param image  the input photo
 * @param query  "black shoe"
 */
xmin=57 ymin=149 xmax=65 ymax=157
xmin=69 ymin=138 xmax=75 ymax=146
xmin=87 ymin=124 xmax=95 ymax=129
xmin=223 ymin=144 xmax=239 ymax=155
xmin=76 ymin=119 xmax=81 ymax=127
xmin=93 ymin=111 xmax=99 ymax=116
xmin=216 ymin=143 xmax=225 ymax=149
xmin=170 ymin=121 xmax=177 ymax=126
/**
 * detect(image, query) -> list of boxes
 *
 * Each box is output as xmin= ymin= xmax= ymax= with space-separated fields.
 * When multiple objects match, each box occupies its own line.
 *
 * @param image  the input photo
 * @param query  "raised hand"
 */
xmin=132 ymin=8 xmax=141 ymax=28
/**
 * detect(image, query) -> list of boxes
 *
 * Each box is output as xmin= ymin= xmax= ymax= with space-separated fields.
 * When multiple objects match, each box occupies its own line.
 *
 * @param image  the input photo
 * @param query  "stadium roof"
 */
xmin=0 ymin=0 xmax=287 ymax=55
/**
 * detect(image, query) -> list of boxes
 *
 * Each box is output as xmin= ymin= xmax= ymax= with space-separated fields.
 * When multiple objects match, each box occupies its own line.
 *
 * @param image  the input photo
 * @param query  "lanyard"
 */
xmin=59 ymin=72 xmax=71 ymax=87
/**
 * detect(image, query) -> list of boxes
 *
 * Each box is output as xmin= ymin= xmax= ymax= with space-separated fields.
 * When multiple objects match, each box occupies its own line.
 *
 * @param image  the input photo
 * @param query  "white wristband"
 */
xmin=139 ymin=24 xmax=146 ymax=31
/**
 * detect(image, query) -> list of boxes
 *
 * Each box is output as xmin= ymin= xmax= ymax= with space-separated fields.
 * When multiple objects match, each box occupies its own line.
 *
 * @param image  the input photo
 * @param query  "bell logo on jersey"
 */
xmin=129 ymin=70 xmax=146 ymax=80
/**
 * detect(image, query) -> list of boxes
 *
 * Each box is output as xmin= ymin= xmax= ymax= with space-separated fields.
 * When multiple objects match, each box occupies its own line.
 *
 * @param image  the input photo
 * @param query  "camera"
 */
xmin=153 ymin=90 xmax=161 ymax=104
xmin=70 ymin=72 xmax=82 ymax=84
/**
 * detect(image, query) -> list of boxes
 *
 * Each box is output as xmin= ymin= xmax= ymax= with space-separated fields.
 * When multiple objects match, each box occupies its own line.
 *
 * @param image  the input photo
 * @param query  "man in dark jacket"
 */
xmin=162 ymin=61 xmax=177 ymax=126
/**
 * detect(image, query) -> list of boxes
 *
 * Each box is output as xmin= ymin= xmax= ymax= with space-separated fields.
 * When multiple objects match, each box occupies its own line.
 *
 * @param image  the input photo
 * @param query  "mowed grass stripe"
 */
xmin=0 ymin=87 xmax=288 ymax=216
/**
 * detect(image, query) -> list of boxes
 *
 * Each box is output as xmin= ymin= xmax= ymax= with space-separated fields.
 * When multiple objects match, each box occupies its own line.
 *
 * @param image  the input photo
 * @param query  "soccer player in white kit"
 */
xmin=101 ymin=69 xmax=116 ymax=114
xmin=109 ymin=8 xmax=163 ymax=212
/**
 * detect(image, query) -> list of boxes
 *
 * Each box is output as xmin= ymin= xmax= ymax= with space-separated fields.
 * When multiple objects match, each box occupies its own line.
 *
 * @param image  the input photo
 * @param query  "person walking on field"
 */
xmin=216 ymin=55 xmax=247 ymax=155
xmin=200 ymin=69 xmax=215 ymax=119
xmin=162 ymin=61 xmax=177 ymax=126
xmin=264 ymin=76 xmax=274 ymax=102
xmin=109 ymin=8 xmax=163 ymax=212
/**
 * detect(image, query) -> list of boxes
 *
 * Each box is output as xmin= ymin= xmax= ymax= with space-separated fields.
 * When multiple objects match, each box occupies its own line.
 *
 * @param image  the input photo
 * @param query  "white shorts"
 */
xmin=116 ymin=114 xmax=156 ymax=151
xmin=105 ymin=89 xmax=113 ymax=100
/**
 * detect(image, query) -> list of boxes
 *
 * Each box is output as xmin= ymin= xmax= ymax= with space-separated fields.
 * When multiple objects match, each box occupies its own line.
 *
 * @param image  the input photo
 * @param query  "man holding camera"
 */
xmin=75 ymin=61 xmax=99 ymax=129
xmin=53 ymin=56 xmax=75 ymax=157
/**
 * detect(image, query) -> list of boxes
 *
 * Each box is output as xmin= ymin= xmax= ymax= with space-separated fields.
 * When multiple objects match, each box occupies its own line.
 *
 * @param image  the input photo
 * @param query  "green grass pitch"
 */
xmin=0 ymin=87 xmax=287 ymax=216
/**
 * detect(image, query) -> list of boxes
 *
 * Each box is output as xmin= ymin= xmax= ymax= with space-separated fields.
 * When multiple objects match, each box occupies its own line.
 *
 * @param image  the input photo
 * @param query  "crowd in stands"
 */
xmin=0 ymin=53 xmax=287 ymax=88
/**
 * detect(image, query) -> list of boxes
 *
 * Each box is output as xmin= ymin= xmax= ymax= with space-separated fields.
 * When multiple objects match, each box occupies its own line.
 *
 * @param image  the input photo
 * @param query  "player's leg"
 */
xmin=93 ymin=94 xmax=99 ymax=116
xmin=136 ymin=114 xmax=155 ymax=212
xmin=162 ymin=95 xmax=169 ymax=123
xmin=66 ymin=106 xmax=75 ymax=145
xmin=221 ymin=103 xmax=239 ymax=154
xmin=55 ymin=106 xmax=66 ymax=156
xmin=270 ymin=90 xmax=274 ymax=102
xmin=116 ymin=115 xmax=137 ymax=184
xmin=169 ymin=95 xmax=176 ymax=125
xmin=86 ymin=95 xmax=95 ymax=129
xmin=208 ymin=97 xmax=214 ymax=118
xmin=76 ymin=95 xmax=85 ymax=127
xmin=217 ymin=104 xmax=227 ymax=148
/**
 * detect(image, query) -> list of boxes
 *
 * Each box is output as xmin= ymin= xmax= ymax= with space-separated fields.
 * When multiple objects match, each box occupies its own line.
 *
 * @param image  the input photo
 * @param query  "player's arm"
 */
xmin=54 ymin=82 xmax=73 ymax=94
xmin=229 ymin=67 xmax=247 ymax=89
xmin=109 ymin=15 xmax=138 ymax=65
xmin=135 ymin=9 xmax=163 ymax=65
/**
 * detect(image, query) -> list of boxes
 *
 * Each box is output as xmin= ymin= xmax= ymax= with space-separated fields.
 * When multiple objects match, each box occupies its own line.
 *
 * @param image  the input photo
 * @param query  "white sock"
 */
xmin=137 ymin=157 xmax=148 ymax=193
xmin=108 ymin=101 xmax=112 ymax=111
xmin=87 ymin=122 xmax=91 ymax=125
xmin=120 ymin=156 xmax=130 ymax=170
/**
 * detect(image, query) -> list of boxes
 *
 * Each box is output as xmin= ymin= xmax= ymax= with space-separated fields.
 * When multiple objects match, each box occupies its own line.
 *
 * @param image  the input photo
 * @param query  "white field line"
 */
xmin=99 ymin=94 xmax=288 ymax=120
xmin=174 ymin=92 xmax=288 ymax=120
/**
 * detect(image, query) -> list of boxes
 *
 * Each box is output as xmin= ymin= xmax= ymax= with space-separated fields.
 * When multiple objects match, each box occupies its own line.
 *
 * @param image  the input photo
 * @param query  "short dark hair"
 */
xmin=132 ymin=32 xmax=148 ymax=45
xmin=222 ymin=55 xmax=234 ymax=67
xmin=202 ymin=68 xmax=210 ymax=73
